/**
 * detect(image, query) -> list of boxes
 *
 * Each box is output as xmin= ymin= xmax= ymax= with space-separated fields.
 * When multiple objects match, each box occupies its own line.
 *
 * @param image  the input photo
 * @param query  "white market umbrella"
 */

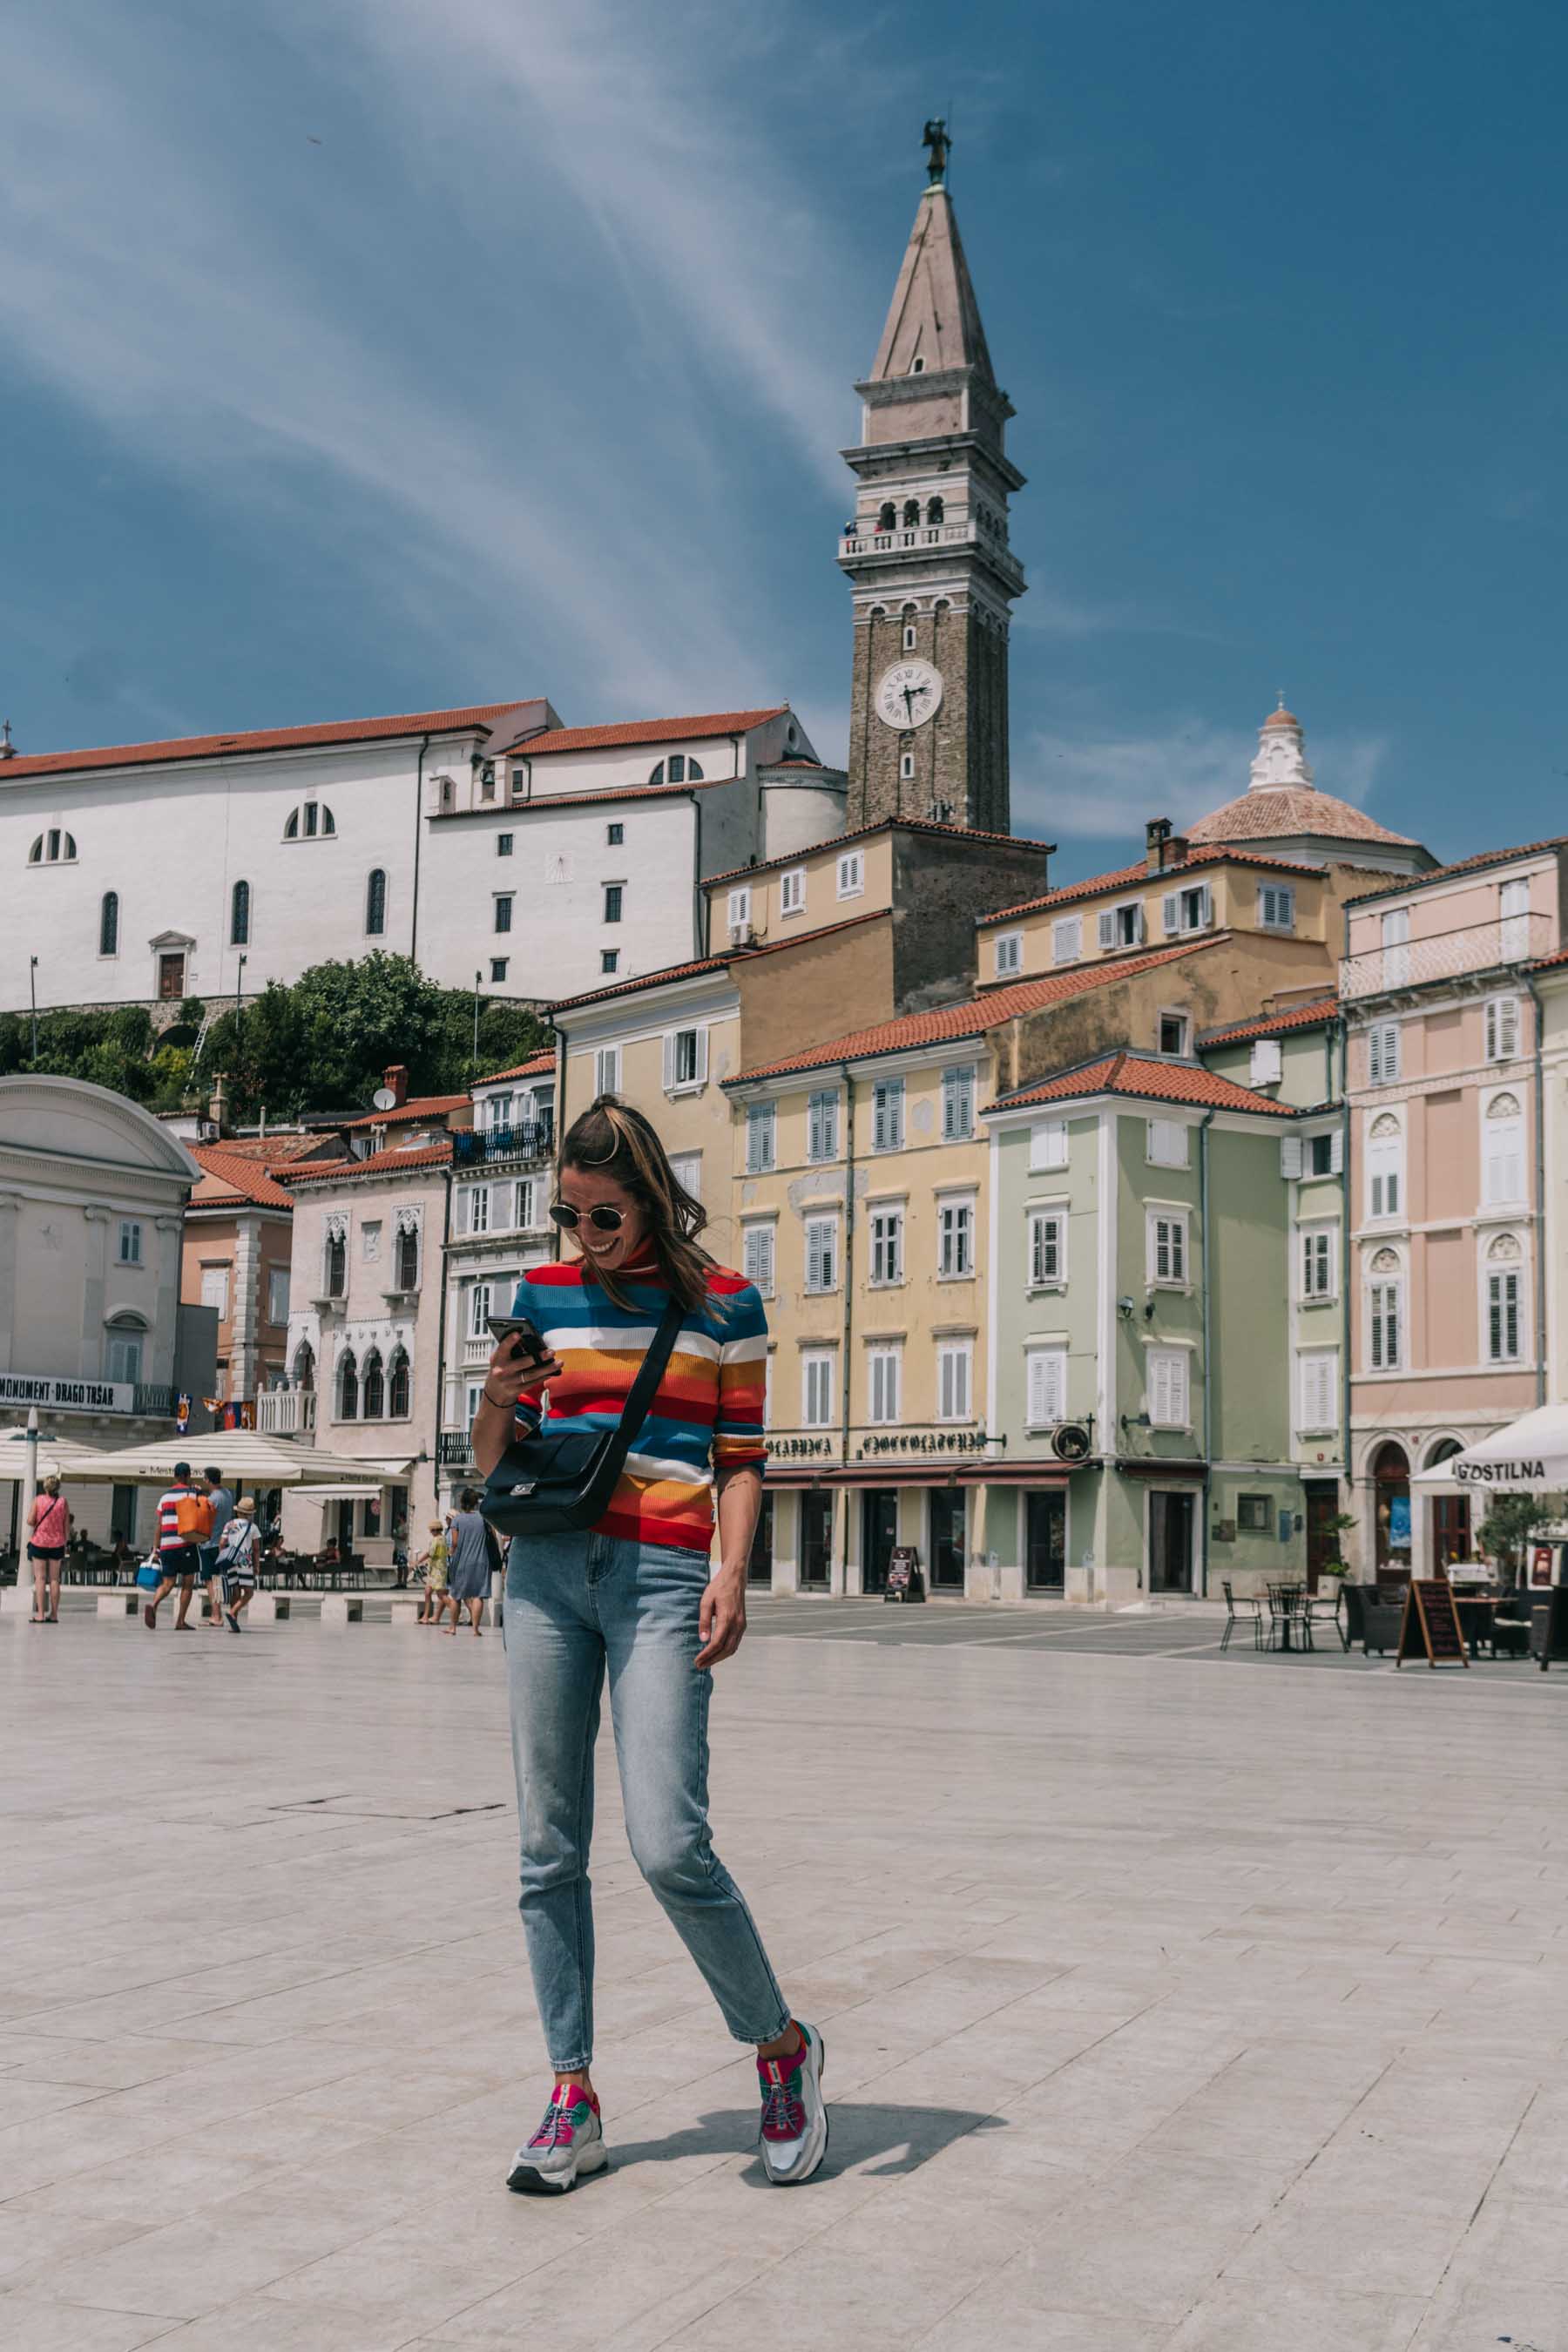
xmin=0 ymin=1429 xmax=110 ymax=1484
xmin=1411 ymin=1404 xmax=1568 ymax=1496
xmin=62 ymin=1434 xmax=414 ymax=1489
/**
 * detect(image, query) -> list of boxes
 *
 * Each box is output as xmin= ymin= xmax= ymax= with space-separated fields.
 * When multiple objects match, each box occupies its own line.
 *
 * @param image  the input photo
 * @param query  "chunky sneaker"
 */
xmin=506 ymin=2083 xmax=608 ymax=2195
xmin=757 ymin=2022 xmax=828 ymax=2186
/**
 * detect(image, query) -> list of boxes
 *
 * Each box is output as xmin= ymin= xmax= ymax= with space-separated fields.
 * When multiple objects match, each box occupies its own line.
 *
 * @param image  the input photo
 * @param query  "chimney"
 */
xmin=382 ymin=1064 xmax=409 ymax=1107
xmin=1145 ymin=817 xmax=1173 ymax=874
xmin=0 ymin=720 xmax=14 ymax=760
xmin=1166 ymin=835 xmax=1189 ymax=867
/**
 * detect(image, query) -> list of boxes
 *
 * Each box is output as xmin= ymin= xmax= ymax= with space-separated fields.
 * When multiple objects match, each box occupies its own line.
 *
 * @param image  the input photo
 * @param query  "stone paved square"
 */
xmin=3 ymin=1600 xmax=1566 ymax=2350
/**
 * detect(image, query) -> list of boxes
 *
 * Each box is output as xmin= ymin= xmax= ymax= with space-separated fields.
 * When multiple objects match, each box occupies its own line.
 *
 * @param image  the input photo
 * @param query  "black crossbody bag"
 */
xmin=479 ymin=1292 xmax=686 ymax=1541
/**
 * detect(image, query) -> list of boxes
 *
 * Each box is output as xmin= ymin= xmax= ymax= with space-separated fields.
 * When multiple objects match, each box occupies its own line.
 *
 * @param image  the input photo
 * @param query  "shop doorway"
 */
xmin=929 ymin=1488 xmax=967 ymax=1592
xmin=800 ymin=1491 xmax=832 ymax=1589
xmin=1025 ymin=1490 xmax=1066 ymax=1592
xmin=1425 ymin=1442 xmax=1470 ymax=1572
xmin=1303 ymin=1480 xmax=1341 ymax=1592
xmin=860 ymin=1488 xmax=897 ymax=1594
xmin=1148 ymin=1490 xmax=1194 ymax=1593
xmin=1372 ymin=1442 xmax=1412 ymax=1581
xmin=747 ymin=1490 xmax=774 ymax=1587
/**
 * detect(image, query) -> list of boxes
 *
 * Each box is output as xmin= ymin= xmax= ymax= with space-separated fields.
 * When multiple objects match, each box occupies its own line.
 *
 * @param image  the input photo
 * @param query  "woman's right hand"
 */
xmin=480 ymin=1336 xmax=564 ymax=1414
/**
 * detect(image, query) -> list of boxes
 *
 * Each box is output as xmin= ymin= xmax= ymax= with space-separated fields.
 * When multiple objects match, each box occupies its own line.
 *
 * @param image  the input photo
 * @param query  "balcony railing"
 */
xmin=840 ymin=522 xmax=977 ymax=555
xmin=132 ymin=1382 xmax=178 ymax=1418
xmin=1340 ymin=911 xmax=1556 ymax=1000
xmin=256 ymin=1389 xmax=317 ymax=1436
xmin=453 ymin=1117 xmax=554 ymax=1168
xmin=438 ymin=1429 xmax=476 ymax=1469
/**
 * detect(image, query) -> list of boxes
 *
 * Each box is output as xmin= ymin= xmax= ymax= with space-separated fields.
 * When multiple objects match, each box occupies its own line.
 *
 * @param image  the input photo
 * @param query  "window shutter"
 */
xmin=1131 ymin=902 xmax=1146 ymax=944
xmin=1280 ymin=1134 xmax=1303 ymax=1179
xmin=1162 ymin=893 xmax=1179 ymax=936
xmin=695 ymin=1027 xmax=709 ymax=1083
xmin=453 ymin=1186 xmax=469 ymax=1237
xmin=1027 ymin=1352 xmax=1047 ymax=1426
xmin=1098 ymin=909 xmax=1117 ymax=950
xmin=662 ymin=1032 xmax=676 ymax=1090
xmin=1329 ymin=1128 xmax=1344 ymax=1174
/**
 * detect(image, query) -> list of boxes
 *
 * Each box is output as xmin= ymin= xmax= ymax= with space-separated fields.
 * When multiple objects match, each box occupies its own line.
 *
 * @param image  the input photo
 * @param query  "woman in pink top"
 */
xmin=26 ymin=1475 xmax=71 ymax=1623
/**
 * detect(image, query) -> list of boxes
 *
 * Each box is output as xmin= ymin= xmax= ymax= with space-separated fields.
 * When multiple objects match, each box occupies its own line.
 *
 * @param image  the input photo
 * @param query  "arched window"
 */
xmin=389 ymin=1348 xmax=410 ymax=1418
xmin=1483 ymin=1092 xmax=1524 ymax=1206
xmin=99 ymin=891 xmax=119 ymax=956
xmin=105 ymin=1311 xmax=147 ymax=1386
xmin=230 ymin=879 xmax=250 ymax=946
xmin=395 ymin=1221 xmax=419 ymax=1290
xmin=361 ymin=1348 xmax=384 ymax=1420
xmin=688 ymin=759 xmax=703 ymax=781
xmin=29 ymin=836 xmax=42 ymax=863
xmin=902 ymin=499 xmax=920 ymax=528
xmin=293 ymin=1340 xmax=315 ymax=1390
xmin=1371 ymin=1440 xmax=1410 ymax=1575
xmin=29 ymin=831 xmax=77 ymax=865
xmin=337 ymin=1350 xmax=359 ymax=1421
xmin=365 ymin=868 xmax=387 ymax=936
xmin=324 ymin=1228 xmax=346 ymax=1298
xmin=911 ymin=355 xmax=925 ymax=375
xmin=927 ymin=495 xmax=944 ymax=525
xmin=877 ymin=503 xmax=896 ymax=531
xmin=649 ymin=760 xmax=665 ymax=785
xmin=285 ymin=801 xmax=335 ymax=841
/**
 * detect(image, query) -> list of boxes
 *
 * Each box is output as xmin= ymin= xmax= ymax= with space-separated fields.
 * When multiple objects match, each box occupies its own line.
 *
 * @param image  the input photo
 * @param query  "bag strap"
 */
xmin=600 ymin=1289 xmax=686 ymax=1476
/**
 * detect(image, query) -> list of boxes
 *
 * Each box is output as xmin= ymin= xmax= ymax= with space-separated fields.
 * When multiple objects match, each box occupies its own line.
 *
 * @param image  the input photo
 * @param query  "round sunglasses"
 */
xmin=549 ymin=1200 xmax=627 ymax=1233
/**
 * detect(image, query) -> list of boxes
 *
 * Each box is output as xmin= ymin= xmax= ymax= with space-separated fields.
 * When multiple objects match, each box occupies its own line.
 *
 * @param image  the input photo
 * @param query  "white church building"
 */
xmin=0 ymin=698 xmax=845 ymax=1016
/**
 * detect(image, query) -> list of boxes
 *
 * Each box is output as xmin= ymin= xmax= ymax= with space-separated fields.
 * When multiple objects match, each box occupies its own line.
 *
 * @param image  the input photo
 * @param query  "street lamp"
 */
xmin=29 ymin=956 xmax=38 ymax=1064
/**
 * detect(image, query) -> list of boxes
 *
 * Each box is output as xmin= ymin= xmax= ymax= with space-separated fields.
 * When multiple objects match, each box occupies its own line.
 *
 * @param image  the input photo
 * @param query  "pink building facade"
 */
xmin=1343 ymin=841 xmax=1565 ymax=1578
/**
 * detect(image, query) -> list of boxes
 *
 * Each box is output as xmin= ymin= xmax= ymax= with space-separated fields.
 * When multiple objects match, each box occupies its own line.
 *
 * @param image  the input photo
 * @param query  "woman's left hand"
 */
xmin=694 ymin=1565 xmax=747 ymax=1668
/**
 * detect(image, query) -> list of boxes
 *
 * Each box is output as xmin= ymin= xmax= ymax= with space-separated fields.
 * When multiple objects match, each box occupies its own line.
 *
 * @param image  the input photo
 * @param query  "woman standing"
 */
xmin=444 ymin=1490 xmax=491 ymax=1636
xmin=26 ymin=1475 xmax=71 ymax=1623
xmin=473 ymin=1097 xmax=827 ymax=2196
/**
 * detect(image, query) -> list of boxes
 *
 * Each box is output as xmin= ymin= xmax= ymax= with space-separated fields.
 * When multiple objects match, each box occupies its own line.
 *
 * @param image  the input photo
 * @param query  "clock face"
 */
xmin=875 ymin=659 xmax=943 ymax=731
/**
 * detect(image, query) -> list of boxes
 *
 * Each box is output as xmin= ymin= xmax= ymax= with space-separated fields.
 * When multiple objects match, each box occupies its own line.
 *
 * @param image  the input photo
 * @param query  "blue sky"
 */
xmin=4 ymin=0 xmax=1568 ymax=882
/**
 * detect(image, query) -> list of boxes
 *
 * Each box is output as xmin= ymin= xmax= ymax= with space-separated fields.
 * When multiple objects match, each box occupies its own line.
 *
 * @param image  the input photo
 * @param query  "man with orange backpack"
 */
xmin=143 ymin=1462 xmax=213 ymax=1631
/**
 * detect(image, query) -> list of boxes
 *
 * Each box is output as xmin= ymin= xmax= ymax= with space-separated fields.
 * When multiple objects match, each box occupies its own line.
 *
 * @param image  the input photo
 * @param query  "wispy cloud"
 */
xmin=1015 ymin=715 xmax=1392 ymax=842
xmin=0 ymin=0 xmax=864 ymax=729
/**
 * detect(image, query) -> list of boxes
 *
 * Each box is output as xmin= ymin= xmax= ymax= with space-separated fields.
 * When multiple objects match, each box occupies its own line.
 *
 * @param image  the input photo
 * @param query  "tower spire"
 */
xmin=839 ymin=132 xmax=1025 ymax=835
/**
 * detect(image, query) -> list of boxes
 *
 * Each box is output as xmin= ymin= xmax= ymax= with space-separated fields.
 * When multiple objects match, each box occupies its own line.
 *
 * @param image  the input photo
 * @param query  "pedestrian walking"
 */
xmin=444 ymin=1490 xmax=491 ymax=1636
xmin=214 ymin=1500 xmax=261 ymax=1630
xmin=415 ymin=1521 xmax=449 ymax=1624
xmin=199 ymin=1465 xmax=235 ymax=1631
xmin=25 ymin=1474 xmax=71 ymax=1622
xmin=473 ymin=1096 xmax=827 ymax=2196
xmin=144 ymin=1462 xmax=208 ymax=1630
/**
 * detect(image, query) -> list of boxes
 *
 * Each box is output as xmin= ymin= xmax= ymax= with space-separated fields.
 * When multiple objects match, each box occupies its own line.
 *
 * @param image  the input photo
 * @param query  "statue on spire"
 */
xmin=923 ymin=118 xmax=950 ymax=186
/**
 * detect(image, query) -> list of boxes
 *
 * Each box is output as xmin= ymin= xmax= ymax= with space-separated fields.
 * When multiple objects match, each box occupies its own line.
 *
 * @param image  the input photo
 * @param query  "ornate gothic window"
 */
xmin=323 ymin=1223 xmax=347 ymax=1298
xmin=230 ymin=879 xmax=250 ymax=945
xmin=902 ymin=499 xmax=921 ymax=527
xmin=337 ymin=1349 xmax=359 ymax=1420
xmin=394 ymin=1218 xmax=419 ymax=1291
xmin=292 ymin=1339 xmax=315 ymax=1390
xmin=99 ymin=891 xmax=119 ymax=956
xmin=389 ymin=1348 xmax=411 ymax=1418
xmin=877 ymin=503 xmax=896 ymax=532
xmin=361 ymin=1348 xmax=384 ymax=1420
xmin=927 ymin=495 xmax=944 ymax=525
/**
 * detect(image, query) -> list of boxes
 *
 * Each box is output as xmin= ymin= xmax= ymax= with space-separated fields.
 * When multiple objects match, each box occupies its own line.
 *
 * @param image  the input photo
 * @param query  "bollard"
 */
xmin=249 ymin=1593 xmax=289 ymax=1623
xmin=320 ymin=1594 xmax=363 ymax=1626
xmin=97 ymin=1593 xmax=138 ymax=1618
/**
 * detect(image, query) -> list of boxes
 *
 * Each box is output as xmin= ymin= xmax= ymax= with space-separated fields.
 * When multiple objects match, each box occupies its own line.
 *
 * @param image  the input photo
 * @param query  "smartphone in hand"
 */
xmin=486 ymin=1315 xmax=552 ymax=1369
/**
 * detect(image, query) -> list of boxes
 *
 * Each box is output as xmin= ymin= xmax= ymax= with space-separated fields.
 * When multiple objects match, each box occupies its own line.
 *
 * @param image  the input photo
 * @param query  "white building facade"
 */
xmin=2 ymin=699 xmax=843 ymax=1017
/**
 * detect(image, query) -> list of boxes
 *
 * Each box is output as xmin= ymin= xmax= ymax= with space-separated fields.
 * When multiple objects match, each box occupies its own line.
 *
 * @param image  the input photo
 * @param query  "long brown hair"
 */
xmin=557 ymin=1095 xmax=713 ymax=1316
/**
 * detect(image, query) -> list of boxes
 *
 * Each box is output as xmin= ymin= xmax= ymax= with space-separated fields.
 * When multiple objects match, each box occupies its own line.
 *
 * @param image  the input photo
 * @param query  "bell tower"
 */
xmin=840 ymin=125 xmax=1026 ymax=835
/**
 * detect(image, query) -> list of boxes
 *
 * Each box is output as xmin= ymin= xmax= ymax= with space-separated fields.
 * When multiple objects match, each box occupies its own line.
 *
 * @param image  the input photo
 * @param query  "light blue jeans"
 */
xmin=504 ymin=1528 xmax=789 ymax=2070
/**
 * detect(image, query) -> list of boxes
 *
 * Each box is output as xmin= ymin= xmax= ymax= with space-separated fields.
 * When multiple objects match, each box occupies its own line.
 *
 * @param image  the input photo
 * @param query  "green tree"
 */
xmin=1476 ymin=1493 xmax=1554 ymax=1592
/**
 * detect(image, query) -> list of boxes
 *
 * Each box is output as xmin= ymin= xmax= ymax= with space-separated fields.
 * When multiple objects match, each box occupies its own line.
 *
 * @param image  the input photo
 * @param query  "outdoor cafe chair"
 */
xmin=1220 ymin=1579 xmax=1263 ymax=1652
xmin=1266 ymin=1581 xmax=1313 ymax=1653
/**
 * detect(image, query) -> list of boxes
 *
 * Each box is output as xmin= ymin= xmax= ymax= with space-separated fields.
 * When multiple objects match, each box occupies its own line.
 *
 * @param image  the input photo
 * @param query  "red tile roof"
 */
xmin=549 ymin=909 xmax=891 ymax=1015
xmin=1186 ymin=787 xmax=1419 ymax=848
xmin=507 ymin=707 xmax=787 ymax=757
xmin=1528 ymin=944 xmax=1568 ymax=973
xmin=188 ymin=1146 xmax=298 ymax=1211
xmin=1197 ymin=997 xmax=1339 ymax=1046
xmin=976 ymin=843 xmax=1319 ymax=927
xmin=990 ymin=1050 xmax=1296 ymax=1118
xmin=725 ymin=937 xmax=1223 ymax=1084
xmin=0 ymin=700 xmax=551 ymax=781
xmin=477 ymin=1050 xmax=556 ymax=1085
xmin=704 ymin=815 xmax=1053 ymax=891
xmin=193 ymin=1132 xmax=329 ymax=1164
xmin=337 ymin=1093 xmax=469 ymax=1132
xmin=1347 ymin=834 xmax=1568 ymax=907
xmin=282 ymin=1139 xmax=455 ymax=1185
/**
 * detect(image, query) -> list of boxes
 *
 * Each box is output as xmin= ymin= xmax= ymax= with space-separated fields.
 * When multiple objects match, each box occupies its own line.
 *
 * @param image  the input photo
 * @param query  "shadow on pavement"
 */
xmin=610 ymin=2100 xmax=1005 ymax=2184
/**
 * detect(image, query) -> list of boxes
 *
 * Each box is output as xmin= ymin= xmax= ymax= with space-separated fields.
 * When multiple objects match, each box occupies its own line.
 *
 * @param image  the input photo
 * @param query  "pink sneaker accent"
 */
xmin=528 ymin=2084 xmax=598 ymax=2153
xmin=757 ymin=2039 xmax=808 ymax=2142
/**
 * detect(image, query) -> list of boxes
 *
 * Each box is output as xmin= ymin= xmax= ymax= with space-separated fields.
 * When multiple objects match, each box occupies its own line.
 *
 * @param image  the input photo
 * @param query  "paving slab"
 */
xmin=3 ymin=1604 xmax=1567 ymax=2349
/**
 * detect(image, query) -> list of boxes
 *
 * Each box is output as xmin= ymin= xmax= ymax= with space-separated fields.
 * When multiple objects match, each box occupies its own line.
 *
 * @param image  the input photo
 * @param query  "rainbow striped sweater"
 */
xmin=509 ymin=1255 xmax=768 ymax=1553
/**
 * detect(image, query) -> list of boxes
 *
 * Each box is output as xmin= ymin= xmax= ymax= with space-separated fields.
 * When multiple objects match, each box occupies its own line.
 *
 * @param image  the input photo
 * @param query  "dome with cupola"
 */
xmin=1186 ymin=700 xmax=1430 ymax=874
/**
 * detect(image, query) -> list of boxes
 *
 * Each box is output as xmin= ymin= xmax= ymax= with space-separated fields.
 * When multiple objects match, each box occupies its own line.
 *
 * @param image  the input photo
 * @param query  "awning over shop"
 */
xmin=1411 ymin=1406 xmax=1568 ymax=1495
xmin=0 ymin=1430 xmax=110 ymax=1484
